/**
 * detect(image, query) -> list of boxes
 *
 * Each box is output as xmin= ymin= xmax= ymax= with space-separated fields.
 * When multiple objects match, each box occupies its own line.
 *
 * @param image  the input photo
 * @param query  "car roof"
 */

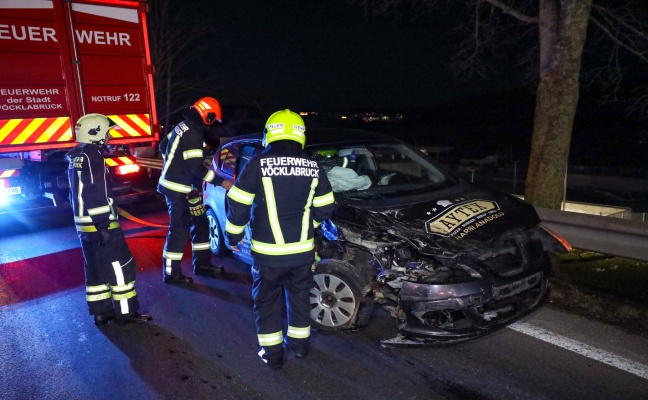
xmin=220 ymin=127 xmax=401 ymax=148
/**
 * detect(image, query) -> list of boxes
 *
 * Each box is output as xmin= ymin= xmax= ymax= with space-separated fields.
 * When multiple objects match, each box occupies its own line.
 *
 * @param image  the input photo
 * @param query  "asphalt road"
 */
xmin=1 ymin=199 xmax=648 ymax=400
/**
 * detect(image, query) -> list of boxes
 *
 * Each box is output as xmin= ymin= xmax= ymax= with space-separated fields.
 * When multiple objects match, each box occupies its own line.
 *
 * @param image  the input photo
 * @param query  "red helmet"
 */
xmin=191 ymin=97 xmax=222 ymax=125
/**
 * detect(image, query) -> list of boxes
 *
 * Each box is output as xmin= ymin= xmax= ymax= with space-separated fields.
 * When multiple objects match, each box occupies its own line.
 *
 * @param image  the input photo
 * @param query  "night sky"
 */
xmin=171 ymin=0 xmax=647 ymax=169
xmin=189 ymin=0 xmax=525 ymax=111
xmin=173 ymin=0 xmax=648 ymax=116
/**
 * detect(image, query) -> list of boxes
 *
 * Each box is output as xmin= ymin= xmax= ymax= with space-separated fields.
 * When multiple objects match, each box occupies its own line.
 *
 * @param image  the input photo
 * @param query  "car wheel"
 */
xmin=310 ymin=260 xmax=363 ymax=330
xmin=206 ymin=208 xmax=228 ymax=255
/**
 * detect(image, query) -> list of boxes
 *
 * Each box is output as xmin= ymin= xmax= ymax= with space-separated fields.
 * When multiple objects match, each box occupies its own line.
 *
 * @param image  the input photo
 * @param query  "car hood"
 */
xmin=333 ymin=182 xmax=540 ymax=256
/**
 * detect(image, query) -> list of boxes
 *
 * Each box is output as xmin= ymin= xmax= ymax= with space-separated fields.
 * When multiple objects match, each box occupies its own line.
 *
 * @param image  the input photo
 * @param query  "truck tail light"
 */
xmin=105 ymin=156 xmax=140 ymax=176
xmin=115 ymin=164 xmax=141 ymax=176
xmin=0 ymin=178 xmax=7 ymax=188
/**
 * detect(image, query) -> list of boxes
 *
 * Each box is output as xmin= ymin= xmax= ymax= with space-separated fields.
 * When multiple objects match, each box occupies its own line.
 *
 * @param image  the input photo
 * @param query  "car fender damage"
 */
xmin=205 ymin=129 xmax=572 ymax=347
xmin=316 ymin=201 xmax=568 ymax=346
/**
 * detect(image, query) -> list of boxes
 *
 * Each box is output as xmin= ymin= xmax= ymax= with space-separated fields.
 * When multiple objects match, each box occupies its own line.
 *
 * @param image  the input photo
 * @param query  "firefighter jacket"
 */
xmin=66 ymin=143 xmax=120 ymax=242
xmin=157 ymin=111 xmax=217 ymax=198
xmin=226 ymin=141 xmax=335 ymax=268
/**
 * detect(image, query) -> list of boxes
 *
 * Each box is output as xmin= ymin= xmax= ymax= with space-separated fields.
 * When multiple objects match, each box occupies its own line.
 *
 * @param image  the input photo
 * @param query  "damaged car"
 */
xmin=202 ymin=128 xmax=571 ymax=346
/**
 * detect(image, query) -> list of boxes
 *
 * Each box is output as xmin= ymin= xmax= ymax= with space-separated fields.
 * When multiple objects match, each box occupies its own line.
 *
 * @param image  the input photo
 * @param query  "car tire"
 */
xmin=310 ymin=260 xmax=364 ymax=330
xmin=355 ymin=294 xmax=374 ymax=328
xmin=206 ymin=207 xmax=228 ymax=256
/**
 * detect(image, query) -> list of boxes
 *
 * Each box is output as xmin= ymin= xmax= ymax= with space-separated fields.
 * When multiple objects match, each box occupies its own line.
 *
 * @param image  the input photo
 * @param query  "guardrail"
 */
xmin=536 ymin=208 xmax=648 ymax=262
xmin=136 ymin=157 xmax=648 ymax=261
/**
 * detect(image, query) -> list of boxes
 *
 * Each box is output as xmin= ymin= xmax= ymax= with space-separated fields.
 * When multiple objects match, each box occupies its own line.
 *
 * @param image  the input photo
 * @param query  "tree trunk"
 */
xmin=524 ymin=0 xmax=593 ymax=209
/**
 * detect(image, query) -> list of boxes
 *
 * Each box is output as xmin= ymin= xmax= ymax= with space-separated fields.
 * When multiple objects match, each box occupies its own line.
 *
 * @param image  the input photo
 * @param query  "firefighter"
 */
xmin=66 ymin=113 xmax=152 ymax=326
xmin=158 ymin=96 xmax=232 ymax=284
xmin=226 ymin=109 xmax=335 ymax=369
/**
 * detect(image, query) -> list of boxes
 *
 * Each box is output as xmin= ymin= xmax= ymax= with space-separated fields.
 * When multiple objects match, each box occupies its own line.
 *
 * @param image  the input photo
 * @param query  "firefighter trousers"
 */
xmin=80 ymin=228 xmax=139 ymax=317
xmin=251 ymin=262 xmax=313 ymax=356
xmin=162 ymin=194 xmax=211 ymax=277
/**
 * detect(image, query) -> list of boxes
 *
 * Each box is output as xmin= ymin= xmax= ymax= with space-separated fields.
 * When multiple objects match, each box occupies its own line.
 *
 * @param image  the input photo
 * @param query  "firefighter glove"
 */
xmin=99 ymin=229 xmax=111 ymax=246
xmin=187 ymin=190 xmax=205 ymax=216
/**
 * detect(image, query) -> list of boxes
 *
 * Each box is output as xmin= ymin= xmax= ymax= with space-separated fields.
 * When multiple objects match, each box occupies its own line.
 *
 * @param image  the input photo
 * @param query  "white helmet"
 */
xmin=75 ymin=113 xmax=113 ymax=145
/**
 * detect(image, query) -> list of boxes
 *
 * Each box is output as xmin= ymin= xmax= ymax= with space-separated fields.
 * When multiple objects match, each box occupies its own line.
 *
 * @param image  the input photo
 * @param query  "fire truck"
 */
xmin=0 ymin=0 xmax=158 ymax=210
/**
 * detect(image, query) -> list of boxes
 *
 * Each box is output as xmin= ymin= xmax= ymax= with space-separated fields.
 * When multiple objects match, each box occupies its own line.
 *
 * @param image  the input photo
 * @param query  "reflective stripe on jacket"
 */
xmin=157 ymin=118 xmax=215 ymax=196
xmin=66 ymin=143 xmax=120 ymax=242
xmin=226 ymin=142 xmax=335 ymax=267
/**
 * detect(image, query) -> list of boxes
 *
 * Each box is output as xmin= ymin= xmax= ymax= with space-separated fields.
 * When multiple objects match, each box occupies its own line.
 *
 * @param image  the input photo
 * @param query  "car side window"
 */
xmin=218 ymin=144 xmax=239 ymax=179
xmin=237 ymin=145 xmax=260 ymax=176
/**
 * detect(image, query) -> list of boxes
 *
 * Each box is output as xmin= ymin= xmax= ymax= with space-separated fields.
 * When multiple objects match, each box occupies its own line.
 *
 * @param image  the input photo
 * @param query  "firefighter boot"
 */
xmin=163 ymin=273 xmax=194 ymax=285
xmin=115 ymin=312 xmax=153 ymax=325
xmin=194 ymin=264 xmax=224 ymax=277
xmin=258 ymin=348 xmax=283 ymax=370
xmin=284 ymin=338 xmax=310 ymax=359
xmin=94 ymin=310 xmax=116 ymax=326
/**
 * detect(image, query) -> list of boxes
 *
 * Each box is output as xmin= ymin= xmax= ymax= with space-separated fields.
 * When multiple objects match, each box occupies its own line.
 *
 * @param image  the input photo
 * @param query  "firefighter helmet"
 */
xmin=191 ymin=97 xmax=222 ymax=125
xmin=75 ymin=113 xmax=114 ymax=145
xmin=263 ymin=109 xmax=306 ymax=148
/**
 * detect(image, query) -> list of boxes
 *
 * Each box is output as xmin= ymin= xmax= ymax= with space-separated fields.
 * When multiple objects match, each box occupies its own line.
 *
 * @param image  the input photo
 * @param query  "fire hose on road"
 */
xmin=116 ymin=206 xmax=168 ymax=229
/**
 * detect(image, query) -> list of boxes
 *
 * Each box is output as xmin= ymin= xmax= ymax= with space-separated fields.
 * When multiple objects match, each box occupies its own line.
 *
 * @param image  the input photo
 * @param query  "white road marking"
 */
xmin=509 ymin=322 xmax=648 ymax=380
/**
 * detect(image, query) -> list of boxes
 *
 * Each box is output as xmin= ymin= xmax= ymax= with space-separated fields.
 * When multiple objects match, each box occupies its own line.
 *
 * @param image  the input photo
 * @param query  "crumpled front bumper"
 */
xmin=392 ymin=270 xmax=547 ymax=344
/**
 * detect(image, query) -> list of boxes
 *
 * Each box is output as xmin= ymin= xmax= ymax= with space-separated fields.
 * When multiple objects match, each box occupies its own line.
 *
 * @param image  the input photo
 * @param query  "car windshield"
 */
xmin=308 ymin=142 xmax=457 ymax=200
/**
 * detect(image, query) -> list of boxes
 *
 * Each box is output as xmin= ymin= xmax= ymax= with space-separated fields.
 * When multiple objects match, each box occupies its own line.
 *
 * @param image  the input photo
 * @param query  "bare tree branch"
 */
xmin=481 ymin=0 xmax=539 ymax=23
xmin=590 ymin=16 xmax=648 ymax=62
xmin=148 ymin=0 xmax=215 ymax=131
xmin=626 ymin=89 xmax=648 ymax=119
xmin=590 ymin=6 xmax=648 ymax=64
xmin=592 ymin=4 xmax=648 ymax=41
xmin=352 ymin=0 xmax=647 ymax=118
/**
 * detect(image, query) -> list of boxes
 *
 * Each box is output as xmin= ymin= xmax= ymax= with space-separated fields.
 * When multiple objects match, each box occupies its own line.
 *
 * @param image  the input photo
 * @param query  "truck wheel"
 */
xmin=206 ymin=208 xmax=228 ymax=256
xmin=310 ymin=260 xmax=363 ymax=330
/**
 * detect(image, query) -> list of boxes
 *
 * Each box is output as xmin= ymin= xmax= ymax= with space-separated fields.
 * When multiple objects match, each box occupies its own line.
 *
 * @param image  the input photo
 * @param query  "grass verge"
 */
xmin=547 ymin=250 xmax=648 ymax=338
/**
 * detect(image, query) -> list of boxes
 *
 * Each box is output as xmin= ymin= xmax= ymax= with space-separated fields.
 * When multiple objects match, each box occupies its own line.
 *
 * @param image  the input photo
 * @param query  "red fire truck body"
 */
xmin=0 ymin=0 xmax=158 ymax=208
